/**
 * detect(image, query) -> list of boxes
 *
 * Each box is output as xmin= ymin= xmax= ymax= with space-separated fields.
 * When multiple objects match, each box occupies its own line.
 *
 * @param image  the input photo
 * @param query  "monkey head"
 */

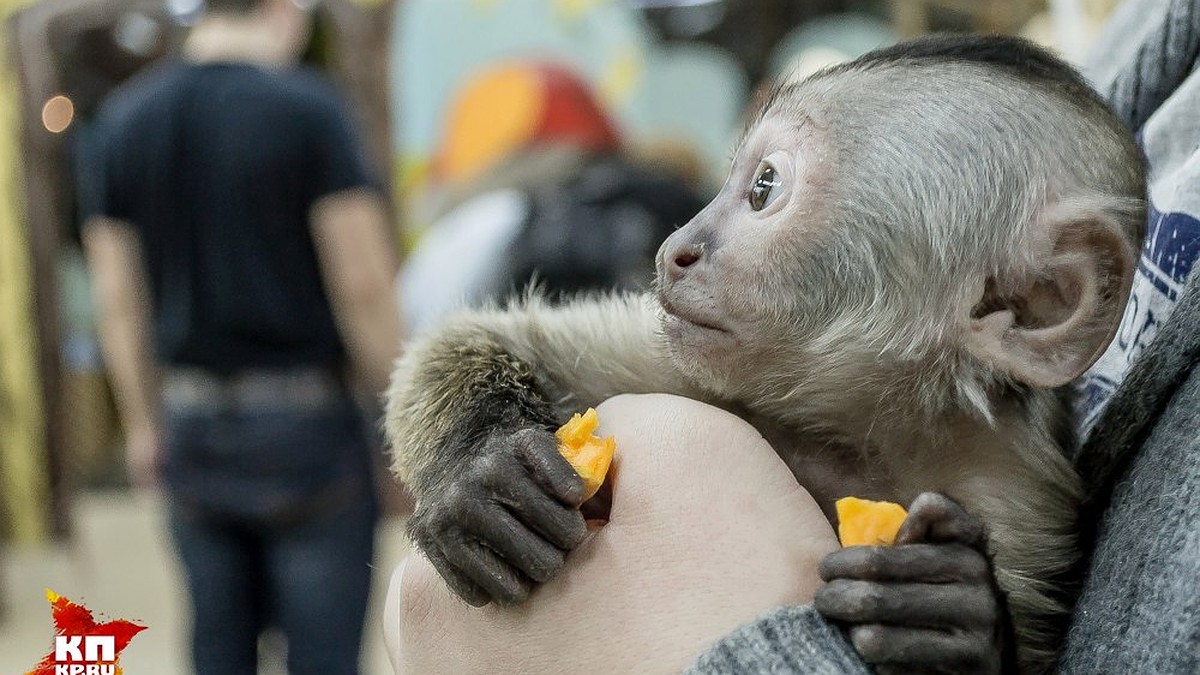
xmin=655 ymin=36 xmax=1146 ymax=431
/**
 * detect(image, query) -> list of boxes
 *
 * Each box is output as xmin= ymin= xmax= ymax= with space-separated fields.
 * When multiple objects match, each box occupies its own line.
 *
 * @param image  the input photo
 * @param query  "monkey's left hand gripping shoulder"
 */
xmin=386 ymin=326 xmax=582 ymax=606
xmin=816 ymin=492 xmax=1018 ymax=675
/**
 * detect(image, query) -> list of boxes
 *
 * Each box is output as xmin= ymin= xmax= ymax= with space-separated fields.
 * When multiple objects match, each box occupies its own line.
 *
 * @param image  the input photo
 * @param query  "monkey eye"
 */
xmin=749 ymin=163 xmax=782 ymax=211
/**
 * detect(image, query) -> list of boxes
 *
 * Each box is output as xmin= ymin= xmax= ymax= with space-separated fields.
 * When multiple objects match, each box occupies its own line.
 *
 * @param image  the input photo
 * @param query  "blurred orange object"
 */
xmin=835 ymin=496 xmax=909 ymax=547
xmin=555 ymin=408 xmax=616 ymax=502
xmin=435 ymin=61 xmax=620 ymax=186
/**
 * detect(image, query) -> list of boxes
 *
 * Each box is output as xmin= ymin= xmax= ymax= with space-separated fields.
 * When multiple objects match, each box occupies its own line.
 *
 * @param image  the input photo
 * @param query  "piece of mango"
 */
xmin=835 ymin=496 xmax=908 ymax=547
xmin=555 ymin=408 xmax=616 ymax=502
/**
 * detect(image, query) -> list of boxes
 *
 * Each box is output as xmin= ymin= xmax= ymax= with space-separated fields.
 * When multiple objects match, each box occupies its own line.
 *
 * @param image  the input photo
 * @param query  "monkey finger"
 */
xmin=421 ymin=543 xmax=492 ymax=607
xmin=814 ymin=579 xmax=997 ymax=628
xmin=463 ymin=505 xmax=566 ymax=583
xmin=512 ymin=427 xmax=586 ymax=506
xmin=895 ymin=492 xmax=985 ymax=547
xmin=439 ymin=537 xmax=531 ymax=606
xmin=484 ymin=466 xmax=588 ymax=550
xmin=849 ymin=625 xmax=999 ymax=673
xmin=819 ymin=543 xmax=991 ymax=583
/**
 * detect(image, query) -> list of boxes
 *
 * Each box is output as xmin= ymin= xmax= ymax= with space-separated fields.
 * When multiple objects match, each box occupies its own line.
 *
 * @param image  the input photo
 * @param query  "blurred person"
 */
xmin=399 ymin=60 xmax=705 ymax=336
xmin=78 ymin=0 xmax=401 ymax=673
xmin=384 ymin=2 xmax=1200 ymax=674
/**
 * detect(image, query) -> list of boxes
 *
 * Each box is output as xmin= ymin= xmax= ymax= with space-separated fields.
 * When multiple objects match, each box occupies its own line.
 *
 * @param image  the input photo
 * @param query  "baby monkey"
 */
xmin=386 ymin=35 xmax=1145 ymax=674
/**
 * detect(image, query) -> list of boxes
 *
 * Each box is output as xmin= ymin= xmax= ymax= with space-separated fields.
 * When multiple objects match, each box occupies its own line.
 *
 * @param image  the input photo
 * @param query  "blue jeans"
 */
xmin=164 ymin=397 xmax=378 ymax=675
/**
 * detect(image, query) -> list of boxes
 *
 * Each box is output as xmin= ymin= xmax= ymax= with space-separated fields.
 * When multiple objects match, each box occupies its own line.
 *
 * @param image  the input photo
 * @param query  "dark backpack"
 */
xmin=491 ymin=154 xmax=705 ymax=300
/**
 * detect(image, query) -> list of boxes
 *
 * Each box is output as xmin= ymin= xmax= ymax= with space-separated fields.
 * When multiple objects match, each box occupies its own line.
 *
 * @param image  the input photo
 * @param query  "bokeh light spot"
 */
xmin=41 ymin=95 xmax=74 ymax=134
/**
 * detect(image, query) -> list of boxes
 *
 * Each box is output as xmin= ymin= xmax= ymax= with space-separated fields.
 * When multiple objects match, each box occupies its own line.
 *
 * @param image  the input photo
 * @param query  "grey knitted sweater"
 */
xmin=689 ymin=1 xmax=1200 ymax=672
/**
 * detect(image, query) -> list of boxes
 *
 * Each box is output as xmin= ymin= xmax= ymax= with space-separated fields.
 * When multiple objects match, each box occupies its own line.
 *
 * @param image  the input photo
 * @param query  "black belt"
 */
xmin=162 ymin=366 xmax=345 ymax=413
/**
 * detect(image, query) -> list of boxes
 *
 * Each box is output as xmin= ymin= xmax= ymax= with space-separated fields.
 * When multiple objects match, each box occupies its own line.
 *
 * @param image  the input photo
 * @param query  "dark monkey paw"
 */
xmin=814 ymin=492 xmax=1013 ymax=675
xmin=407 ymin=427 xmax=588 ymax=607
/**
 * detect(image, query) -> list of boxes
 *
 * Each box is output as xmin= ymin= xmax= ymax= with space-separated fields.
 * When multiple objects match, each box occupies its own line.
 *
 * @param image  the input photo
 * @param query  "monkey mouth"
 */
xmin=659 ymin=297 xmax=727 ymax=333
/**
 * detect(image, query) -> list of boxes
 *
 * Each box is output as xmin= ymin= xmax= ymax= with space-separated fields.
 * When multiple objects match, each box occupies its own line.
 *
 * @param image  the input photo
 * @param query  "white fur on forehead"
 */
xmin=759 ymin=54 xmax=1143 ymax=282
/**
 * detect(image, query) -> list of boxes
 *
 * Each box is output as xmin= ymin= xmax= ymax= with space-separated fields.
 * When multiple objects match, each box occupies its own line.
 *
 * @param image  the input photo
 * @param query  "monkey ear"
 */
xmin=964 ymin=210 xmax=1137 ymax=388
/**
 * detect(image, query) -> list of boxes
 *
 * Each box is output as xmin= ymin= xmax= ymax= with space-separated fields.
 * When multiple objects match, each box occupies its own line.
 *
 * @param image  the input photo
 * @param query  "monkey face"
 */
xmin=653 ymin=77 xmax=1143 ymax=417
xmin=655 ymin=111 xmax=838 ymax=399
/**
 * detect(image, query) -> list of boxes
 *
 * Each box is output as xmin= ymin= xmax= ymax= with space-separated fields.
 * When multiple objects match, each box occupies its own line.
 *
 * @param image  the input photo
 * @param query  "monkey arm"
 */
xmin=385 ymin=292 xmax=694 ymax=491
xmin=384 ymin=292 xmax=704 ymax=605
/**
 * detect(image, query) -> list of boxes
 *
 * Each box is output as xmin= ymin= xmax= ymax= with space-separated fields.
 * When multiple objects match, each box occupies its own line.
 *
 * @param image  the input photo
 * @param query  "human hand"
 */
xmin=386 ymin=393 xmax=840 ymax=675
xmin=814 ymin=492 xmax=1010 ymax=675
xmin=405 ymin=426 xmax=589 ymax=606
xmin=125 ymin=424 xmax=163 ymax=488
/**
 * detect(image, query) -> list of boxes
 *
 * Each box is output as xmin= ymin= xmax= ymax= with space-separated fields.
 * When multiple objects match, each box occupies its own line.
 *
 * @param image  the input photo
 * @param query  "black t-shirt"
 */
xmin=80 ymin=61 xmax=375 ymax=373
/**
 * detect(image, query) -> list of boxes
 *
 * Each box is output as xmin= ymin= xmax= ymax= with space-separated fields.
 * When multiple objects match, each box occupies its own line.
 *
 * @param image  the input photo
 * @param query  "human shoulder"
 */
xmin=272 ymin=66 xmax=353 ymax=115
xmin=267 ymin=67 xmax=366 ymax=155
xmin=94 ymin=60 xmax=190 ymax=128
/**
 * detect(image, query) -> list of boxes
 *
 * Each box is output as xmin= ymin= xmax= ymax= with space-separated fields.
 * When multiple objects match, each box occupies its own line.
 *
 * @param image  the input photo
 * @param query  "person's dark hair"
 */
xmin=204 ymin=0 xmax=266 ymax=15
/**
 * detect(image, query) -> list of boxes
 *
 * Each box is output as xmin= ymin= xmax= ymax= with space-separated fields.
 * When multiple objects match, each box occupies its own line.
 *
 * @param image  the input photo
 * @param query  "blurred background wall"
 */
xmin=1 ymin=0 xmax=50 ymax=547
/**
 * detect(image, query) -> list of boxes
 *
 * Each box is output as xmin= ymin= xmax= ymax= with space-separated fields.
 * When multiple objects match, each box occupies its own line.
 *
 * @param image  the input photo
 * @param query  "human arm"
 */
xmin=310 ymin=187 xmax=403 ymax=394
xmin=82 ymin=218 xmax=161 ymax=486
xmin=384 ymin=393 xmax=855 ymax=675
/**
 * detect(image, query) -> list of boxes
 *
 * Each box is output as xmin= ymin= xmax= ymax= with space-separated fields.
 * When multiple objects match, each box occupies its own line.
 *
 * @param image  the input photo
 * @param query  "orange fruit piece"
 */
xmin=555 ymin=408 xmax=616 ymax=502
xmin=835 ymin=496 xmax=909 ymax=547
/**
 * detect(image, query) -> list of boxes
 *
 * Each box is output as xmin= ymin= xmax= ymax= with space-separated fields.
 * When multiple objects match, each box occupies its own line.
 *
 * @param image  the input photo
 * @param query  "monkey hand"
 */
xmin=813 ymin=492 xmax=1013 ymax=675
xmin=406 ymin=427 xmax=589 ymax=607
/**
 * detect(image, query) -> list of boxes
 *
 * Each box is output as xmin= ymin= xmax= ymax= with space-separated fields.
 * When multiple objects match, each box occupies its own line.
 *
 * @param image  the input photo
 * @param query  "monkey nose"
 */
xmin=674 ymin=250 xmax=699 ymax=268
xmin=665 ymin=242 xmax=704 ymax=280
